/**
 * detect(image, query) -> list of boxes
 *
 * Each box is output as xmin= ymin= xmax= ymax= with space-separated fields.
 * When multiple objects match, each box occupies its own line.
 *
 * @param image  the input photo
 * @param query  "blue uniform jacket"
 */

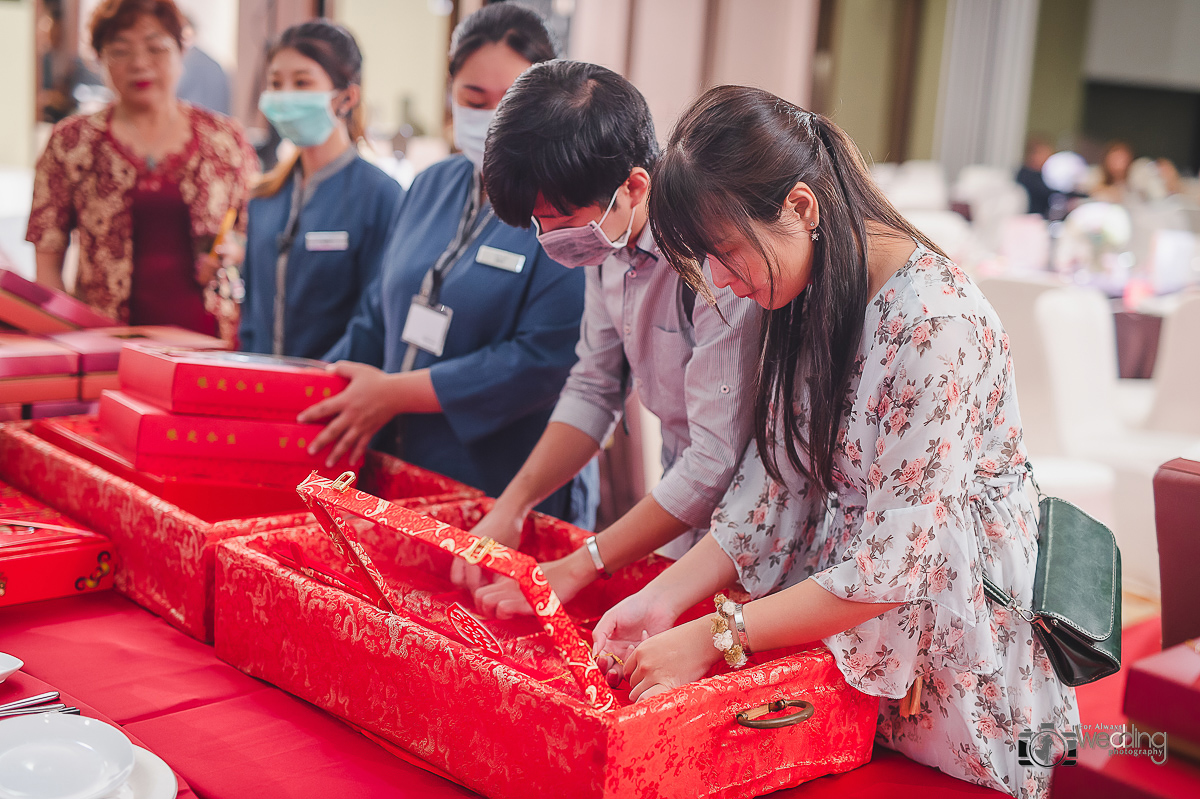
xmin=326 ymin=156 xmax=592 ymax=522
xmin=240 ymin=156 xmax=403 ymax=359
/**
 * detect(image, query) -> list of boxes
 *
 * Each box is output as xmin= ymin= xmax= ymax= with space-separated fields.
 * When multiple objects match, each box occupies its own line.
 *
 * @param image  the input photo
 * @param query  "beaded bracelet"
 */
xmin=712 ymin=593 xmax=749 ymax=668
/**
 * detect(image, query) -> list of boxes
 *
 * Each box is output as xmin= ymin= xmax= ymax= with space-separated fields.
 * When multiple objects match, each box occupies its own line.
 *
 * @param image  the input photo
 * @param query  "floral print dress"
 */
xmin=709 ymin=246 xmax=1078 ymax=798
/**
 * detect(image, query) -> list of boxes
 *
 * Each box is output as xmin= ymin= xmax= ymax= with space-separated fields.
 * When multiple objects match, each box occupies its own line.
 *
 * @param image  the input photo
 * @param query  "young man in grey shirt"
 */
xmin=464 ymin=60 xmax=763 ymax=616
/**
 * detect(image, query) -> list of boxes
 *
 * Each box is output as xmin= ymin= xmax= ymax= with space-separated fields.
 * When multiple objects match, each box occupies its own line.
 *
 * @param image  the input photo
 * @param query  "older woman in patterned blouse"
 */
xmin=27 ymin=0 xmax=256 ymax=336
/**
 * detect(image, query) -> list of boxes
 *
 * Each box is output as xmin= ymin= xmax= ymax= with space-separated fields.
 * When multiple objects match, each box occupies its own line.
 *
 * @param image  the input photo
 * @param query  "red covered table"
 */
xmin=0 ymin=592 xmax=1005 ymax=798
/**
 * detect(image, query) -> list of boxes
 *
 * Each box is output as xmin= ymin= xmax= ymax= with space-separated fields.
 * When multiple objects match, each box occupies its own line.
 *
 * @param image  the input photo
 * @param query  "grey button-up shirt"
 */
xmin=549 ymin=223 xmax=763 ymax=538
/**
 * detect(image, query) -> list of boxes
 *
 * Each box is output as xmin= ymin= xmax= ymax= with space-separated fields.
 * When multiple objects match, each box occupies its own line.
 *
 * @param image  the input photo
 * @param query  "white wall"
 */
xmin=337 ymin=0 xmax=451 ymax=137
xmin=1085 ymin=0 xmax=1200 ymax=91
xmin=0 ymin=0 xmax=35 ymax=169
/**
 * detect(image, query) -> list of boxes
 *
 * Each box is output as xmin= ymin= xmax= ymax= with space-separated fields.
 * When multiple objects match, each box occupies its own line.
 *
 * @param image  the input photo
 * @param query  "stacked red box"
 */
xmin=0 ymin=479 xmax=115 ymax=607
xmin=0 ymin=424 xmax=481 ymax=641
xmin=49 ymin=326 xmax=227 ymax=400
xmin=215 ymin=481 xmax=879 ymax=798
xmin=117 ymin=345 xmax=347 ymax=420
xmin=0 ymin=333 xmax=79 ymax=403
xmin=1123 ymin=641 xmax=1200 ymax=762
xmin=0 ymin=268 xmax=115 ymax=333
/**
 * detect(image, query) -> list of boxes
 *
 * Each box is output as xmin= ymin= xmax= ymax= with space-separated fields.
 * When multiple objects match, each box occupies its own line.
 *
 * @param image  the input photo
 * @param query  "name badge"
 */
xmin=305 ymin=231 xmax=350 ymax=252
xmin=401 ymin=296 xmax=453 ymax=357
xmin=476 ymin=245 xmax=525 ymax=273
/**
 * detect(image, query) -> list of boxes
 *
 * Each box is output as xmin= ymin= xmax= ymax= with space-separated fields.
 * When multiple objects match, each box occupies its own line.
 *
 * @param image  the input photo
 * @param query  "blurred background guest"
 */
xmin=238 ymin=20 xmax=402 ymax=360
xmin=25 ymin=0 xmax=257 ymax=335
xmin=1016 ymin=135 xmax=1054 ymax=217
xmin=299 ymin=4 xmax=595 ymax=526
xmin=1092 ymin=140 xmax=1134 ymax=203
xmin=176 ymin=13 xmax=231 ymax=116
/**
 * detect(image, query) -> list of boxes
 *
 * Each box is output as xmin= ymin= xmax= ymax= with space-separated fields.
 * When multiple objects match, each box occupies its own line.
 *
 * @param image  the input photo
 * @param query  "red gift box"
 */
xmin=0 ymin=333 xmax=79 ymax=403
xmin=0 ymin=480 xmax=115 ymax=607
xmin=214 ymin=480 xmax=878 ymax=798
xmin=98 ymin=390 xmax=354 ymax=486
xmin=0 ymin=269 xmax=116 ymax=333
xmin=117 ymin=345 xmax=347 ymax=421
xmin=1123 ymin=641 xmax=1200 ymax=761
xmin=50 ymin=326 xmax=228 ymax=400
xmin=0 ymin=424 xmax=481 ymax=641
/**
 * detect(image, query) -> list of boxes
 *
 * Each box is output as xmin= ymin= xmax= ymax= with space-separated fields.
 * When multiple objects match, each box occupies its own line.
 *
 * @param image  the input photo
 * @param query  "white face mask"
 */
xmin=533 ymin=187 xmax=635 ymax=268
xmin=451 ymin=103 xmax=495 ymax=171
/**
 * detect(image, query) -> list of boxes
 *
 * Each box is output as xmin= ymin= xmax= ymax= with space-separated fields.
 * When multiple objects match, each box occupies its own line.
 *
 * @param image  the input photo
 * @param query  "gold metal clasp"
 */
xmin=331 ymin=471 xmax=356 ymax=492
xmin=460 ymin=536 xmax=497 ymax=565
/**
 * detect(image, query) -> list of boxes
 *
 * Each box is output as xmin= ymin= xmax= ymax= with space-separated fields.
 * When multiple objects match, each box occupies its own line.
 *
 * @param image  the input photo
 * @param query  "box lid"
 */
xmin=0 ymin=270 xmax=117 ymax=333
xmin=0 ymin=334 xmax=79 ymax=378
xmin=50 ymin=327 xmax=228 ymax=373
xmin=1123 ymin=641 xmax=1200 ymax=744
xmin=117 ymin=345 xmax=347 ymax=420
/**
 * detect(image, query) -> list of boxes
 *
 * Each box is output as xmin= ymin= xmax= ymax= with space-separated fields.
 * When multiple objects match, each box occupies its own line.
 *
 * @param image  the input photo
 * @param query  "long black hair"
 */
xmin=448 ymin=3 xmax=557 ymax=79
xmin=650 ymin=85 xmax=944 ymax=493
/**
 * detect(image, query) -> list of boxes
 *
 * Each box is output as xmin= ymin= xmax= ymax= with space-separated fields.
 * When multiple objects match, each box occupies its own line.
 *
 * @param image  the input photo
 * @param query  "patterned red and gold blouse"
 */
xmin=26 ymin=103 xmax=259 ymax=322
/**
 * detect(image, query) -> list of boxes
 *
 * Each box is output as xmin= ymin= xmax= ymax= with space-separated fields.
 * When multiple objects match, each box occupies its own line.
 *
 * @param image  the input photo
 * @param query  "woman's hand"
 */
xmin=298 ymin=361 xmax=402 ymax=467
xmin=624 ymin=616 xmax=722 ymax=701
xmin=472 ymin=548 xmax=595 ymax=619
xmin=591 ymin=587 xmax=683 ymax=686
xmin=194 ymin=252 xmax=220 ymax=287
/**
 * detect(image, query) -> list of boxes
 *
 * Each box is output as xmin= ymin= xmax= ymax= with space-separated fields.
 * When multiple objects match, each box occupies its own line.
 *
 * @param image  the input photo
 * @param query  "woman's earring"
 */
xmin=810 ymin=220 xmax=819 ymax=242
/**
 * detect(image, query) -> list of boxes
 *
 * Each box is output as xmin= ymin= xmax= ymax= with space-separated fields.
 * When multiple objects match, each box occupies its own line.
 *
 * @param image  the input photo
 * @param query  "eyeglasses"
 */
xmin=103 ymin=38 xmax=176 ymax=64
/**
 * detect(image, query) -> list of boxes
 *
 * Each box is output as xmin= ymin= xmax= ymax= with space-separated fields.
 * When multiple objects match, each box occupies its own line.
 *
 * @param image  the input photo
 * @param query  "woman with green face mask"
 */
xmin=238 ymin=20 xmax=404 ymax=360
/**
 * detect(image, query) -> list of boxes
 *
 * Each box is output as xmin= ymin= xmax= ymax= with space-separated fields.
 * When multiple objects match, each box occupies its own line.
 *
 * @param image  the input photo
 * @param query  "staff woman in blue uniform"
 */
xmin=239 ymin=21 xmax=403 ymax=359
xmin=300 ymin=5 xmax=596 ymax=526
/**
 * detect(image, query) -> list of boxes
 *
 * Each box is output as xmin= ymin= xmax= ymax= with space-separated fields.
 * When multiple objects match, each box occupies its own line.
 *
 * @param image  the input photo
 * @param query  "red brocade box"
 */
xmin=1123 ymin=642 xmax=1200 ymax=760
xmin=0 ymin=480 xmax=114 ymax=607
xmin=0 ymin=424 xmax=481 ymax=641
xmin=49 ymin=326 xmax=228 ymax=400
xmin=98 ymin=390 xmax=354 ymax=486
xmin=0 ymin=333 xmax=79 ymax=403
xmin=0 ymin=269 xmax=116 ymax=333
xmin=117 ymin=345 xmax=348 ymax=420
xmin=214 ymin=479 xmax=878 ymax=798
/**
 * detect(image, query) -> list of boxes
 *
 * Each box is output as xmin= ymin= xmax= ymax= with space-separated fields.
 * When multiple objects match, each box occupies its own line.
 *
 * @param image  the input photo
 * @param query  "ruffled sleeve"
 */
xmin=813 ymin=314 xmax=1002 ymax=698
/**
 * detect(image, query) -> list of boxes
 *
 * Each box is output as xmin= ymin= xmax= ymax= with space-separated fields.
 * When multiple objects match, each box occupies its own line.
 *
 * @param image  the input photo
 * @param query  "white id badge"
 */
xmin=475 ymin=245 xmax=526 ymax=273
xmin=401 ymin=297 xmax=453 ymax=356
xmin=305 ymin=231 xmax=350 ymax=251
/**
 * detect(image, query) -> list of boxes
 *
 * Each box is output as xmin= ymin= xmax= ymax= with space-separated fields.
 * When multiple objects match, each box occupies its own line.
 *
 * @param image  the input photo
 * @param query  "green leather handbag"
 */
xmin=982 ymin=464 xmax=1122 ymax=687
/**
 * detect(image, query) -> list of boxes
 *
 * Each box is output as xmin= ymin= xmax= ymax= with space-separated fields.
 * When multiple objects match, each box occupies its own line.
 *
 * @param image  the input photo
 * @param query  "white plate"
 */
xmin=0 ymin=714 xmax=135 ymax=799
xmin=105 ymin=748 xmax=176 ymax=799
xmin=0 ymin=654 xmax=21 ymax=684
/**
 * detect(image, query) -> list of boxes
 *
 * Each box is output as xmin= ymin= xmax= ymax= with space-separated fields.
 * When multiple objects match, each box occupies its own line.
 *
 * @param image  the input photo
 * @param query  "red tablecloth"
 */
xmin=0 ymin=592 xmax=1006 ymax=798
xmin=0 ymin=670 xmax=198 ymax=799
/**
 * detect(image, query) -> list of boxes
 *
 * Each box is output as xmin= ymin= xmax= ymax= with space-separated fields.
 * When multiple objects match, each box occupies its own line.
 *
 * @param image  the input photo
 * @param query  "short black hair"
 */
xmin=483 ymin=60 xmax=659 ymax=228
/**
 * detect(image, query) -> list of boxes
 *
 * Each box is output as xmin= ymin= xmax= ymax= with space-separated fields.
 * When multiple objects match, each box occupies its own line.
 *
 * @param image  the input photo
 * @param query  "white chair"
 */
xmin=1145 ymin=293 xmax=1200 ymax=436
xmin=904 ymin=210 xmax=975 ymax=268
xmin=978 ymin=276 xmax=1064 ymax=456
xmin=884 ymin=161 xmax=949 ymax=212
xmin=1035 ymin=286 xmax=1200 ymax=597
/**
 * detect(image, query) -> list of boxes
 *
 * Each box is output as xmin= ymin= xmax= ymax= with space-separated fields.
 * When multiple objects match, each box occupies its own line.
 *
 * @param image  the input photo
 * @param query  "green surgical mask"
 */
xmin=258 ymin=90 xmax=338 ymax=147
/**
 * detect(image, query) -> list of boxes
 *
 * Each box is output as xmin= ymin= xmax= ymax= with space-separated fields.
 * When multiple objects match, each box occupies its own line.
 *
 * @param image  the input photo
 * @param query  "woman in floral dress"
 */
xmin=592 ymin=86 xmax=1078 ymax=798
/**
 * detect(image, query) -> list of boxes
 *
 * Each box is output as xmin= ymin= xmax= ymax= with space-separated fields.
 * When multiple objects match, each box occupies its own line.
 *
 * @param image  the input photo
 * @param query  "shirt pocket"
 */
xmin=637 ymin=325 xmax=694 ymax=440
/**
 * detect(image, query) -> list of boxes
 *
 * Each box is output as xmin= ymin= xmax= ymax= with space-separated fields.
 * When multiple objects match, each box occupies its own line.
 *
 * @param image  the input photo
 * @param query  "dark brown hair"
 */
xmin=448 ymin=3 xmax=557 ymax=79
xmin=256 ymin=20 xmax=367 ymax=198
xmin=650 ymin=85 xmax=944 ymax=493
xmin=90 ymin=0 xmax=184 ymax=55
